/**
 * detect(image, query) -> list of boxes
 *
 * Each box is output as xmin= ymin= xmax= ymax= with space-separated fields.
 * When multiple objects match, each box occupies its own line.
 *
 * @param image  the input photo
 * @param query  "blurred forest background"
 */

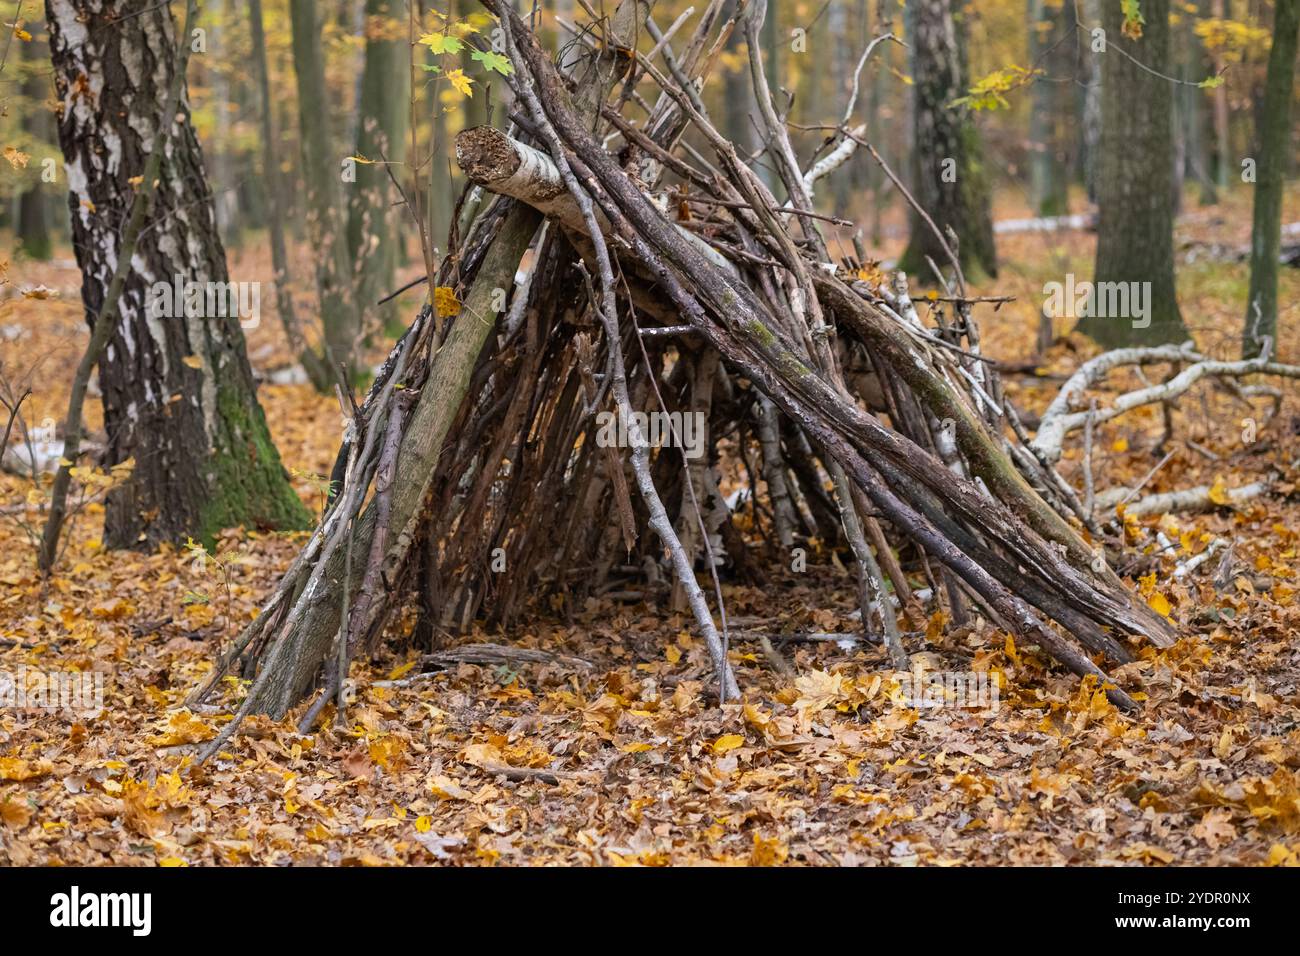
xmin=4 ymin=0 xmax=1294 ymax=359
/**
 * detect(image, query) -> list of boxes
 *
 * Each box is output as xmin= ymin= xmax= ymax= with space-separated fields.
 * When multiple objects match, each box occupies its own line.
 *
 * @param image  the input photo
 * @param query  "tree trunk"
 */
xmin=721 ymin=1 xmax=753 ymax=176
xmin=1082 ymin=0 xmax=1187 ymax=347
xmin=1078 ymin=0 xmax=1102 ymax=202
xmin=45 ymin=0 xmax=310 ymax=549
xmin=207 ymin=0 xmax=239 ymax=239
xmin=289 ymin=0 xmax=361 ymax=379
xmin=347 ymin=0 xmax=409 ymax=327
xmin=827 ymin=0 xmax=855 ymax=214
xmin=1027 ymin=0 xmax=1068 ymax=217
xmin=17 ymin=22 xmax=53 ymax=261
xmin=1210 ymin=0 xmax=1232 ymax=194
xmin=248 ymin=0 xmax=331 ymax=390
xmin=1242 ymin=0 xmax=1298 ymax=356
xmin=898 ymin=0 xmax=997 ymax=280
xmin=1185 ymin=0 xmax=1217 ymax=206
xmin=865 ymin=0 xmax=889 ymax=244
xmin=1170 ymin=8 xmax=1187 ymax=218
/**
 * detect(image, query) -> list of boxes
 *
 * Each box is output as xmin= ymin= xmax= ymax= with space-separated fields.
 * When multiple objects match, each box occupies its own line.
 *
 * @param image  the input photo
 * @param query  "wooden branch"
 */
xmin=1033 ymin=340 xmax=1300 ymax=462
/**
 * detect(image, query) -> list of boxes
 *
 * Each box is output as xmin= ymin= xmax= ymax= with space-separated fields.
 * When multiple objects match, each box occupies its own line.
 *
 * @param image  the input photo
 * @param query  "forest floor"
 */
xmin=2 ymin=185 xmax=1300 ymax=866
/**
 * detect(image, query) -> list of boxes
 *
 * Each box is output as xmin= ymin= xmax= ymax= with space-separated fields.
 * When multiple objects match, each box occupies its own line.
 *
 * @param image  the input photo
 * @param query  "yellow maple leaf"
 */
xmin=1004 ymin=633 xmax=1019 ymax=663
xmin=1137 ymin=570 xmax=1157 ymax=598
xmin=749 ymin=832 xmax=789 ymax=866
xmin=712 ymin=733 xmax=745 ymax=754
xmin=793 ymin=668 xmax=847 ymax=713
xmin=1208 ymin=475 xmax=1231 ymax=506
xmin=0 ymin=794 xmax=32 ymax=830
xmin=149 ymin=709 xmax=216 ymax=746
xmin=93 ymin=598 xmax=136 ymax=619
xmin=1148 ymin=591 xmax=1173 ymax=618
xmin=1267 ymin=843 xmax=1299 ymax=866
xmin=458 ymin=741 xmax=503 ymax=769
xmin=742 ymin=701 xmax=770 ymax=730
xmin=387 ymin=660 xmax=417 ymax=680
xmin=446 ymin=68 xmax=474 ymax=97
xmin=0 ymin=758 xmax=53 ymax=782
xmin=369 ymin=736 xmax=408 ymax=771
xmin=183 ymin=602 xmax=215 ymax=627
xmin=417 ymin=31 xmax=464 ymax=55
xmin=1241 ymin=769 xmax=1300 ymax=831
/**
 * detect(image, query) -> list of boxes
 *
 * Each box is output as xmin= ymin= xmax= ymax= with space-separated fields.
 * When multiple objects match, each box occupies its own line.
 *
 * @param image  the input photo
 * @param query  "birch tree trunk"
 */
xmin=45 ymin=0 xmax=310 ymax=549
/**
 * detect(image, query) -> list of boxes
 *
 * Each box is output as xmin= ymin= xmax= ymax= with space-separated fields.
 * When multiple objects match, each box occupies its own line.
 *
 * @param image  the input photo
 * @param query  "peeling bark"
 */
xmin=45 ymin=0 xmax=309 ymax=551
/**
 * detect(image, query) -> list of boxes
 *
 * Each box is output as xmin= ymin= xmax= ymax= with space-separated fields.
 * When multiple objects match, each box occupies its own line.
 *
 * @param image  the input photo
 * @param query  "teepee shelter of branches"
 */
xmin=192 ymin=0 xmax=1213 ymax=754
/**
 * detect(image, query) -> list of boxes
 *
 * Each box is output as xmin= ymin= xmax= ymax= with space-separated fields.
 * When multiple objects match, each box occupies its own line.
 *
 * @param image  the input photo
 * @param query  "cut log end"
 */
xmin=455 ymin=125 xmax=522 ymax=185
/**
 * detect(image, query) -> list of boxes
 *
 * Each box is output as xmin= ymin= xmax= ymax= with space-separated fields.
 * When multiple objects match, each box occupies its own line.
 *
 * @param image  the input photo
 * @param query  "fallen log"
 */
xmin=1097 ymin=479 xmax=1272 ymax=518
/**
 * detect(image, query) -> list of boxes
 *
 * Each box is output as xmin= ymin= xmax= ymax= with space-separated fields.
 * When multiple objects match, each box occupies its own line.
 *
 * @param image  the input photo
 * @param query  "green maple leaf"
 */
xmin=471 ymin=48 xmax=514 ymax=76
xmin=418 ymin=32 xmax=464 ymax=55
